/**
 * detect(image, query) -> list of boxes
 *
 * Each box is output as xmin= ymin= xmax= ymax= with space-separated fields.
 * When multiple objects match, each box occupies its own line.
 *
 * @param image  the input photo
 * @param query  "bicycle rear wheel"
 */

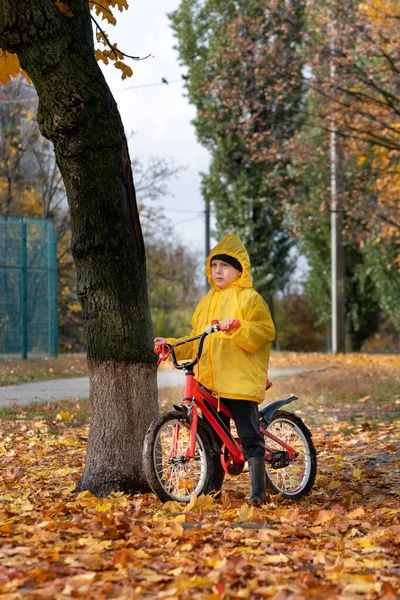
xmin=262 ymin=410 xmax=316 ymax=499
xmin=143 ymin=411 xmax=213 ymax=502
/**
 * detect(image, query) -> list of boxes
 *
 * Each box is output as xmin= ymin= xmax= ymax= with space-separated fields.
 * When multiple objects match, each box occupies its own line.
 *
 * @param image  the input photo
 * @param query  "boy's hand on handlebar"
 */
xmin=154 ymin=337 xmax=167 ymax=353
xmin=219 ymin=318 xmax=241 ymax=332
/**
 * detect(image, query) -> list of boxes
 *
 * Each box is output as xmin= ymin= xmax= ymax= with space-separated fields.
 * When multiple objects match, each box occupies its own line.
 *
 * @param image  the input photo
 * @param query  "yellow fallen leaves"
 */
xmin=236 ymin=503 xmax=254 ymax=523
xmin=159 ymin=494 xmax=217 ymax=516
xmin=270 ymin=350 xmax=400 ymax=371
xmin=346 ymin=506 xmax=365 ymax=519
xmin=260 ymin=553 xmax=290 ymax=565
xmin=343 ymin=574 xmax=377 ymax=594
xmin=186 ymin=494 xmax=217 ymax=513
xmin=327 ymin=480 xmax=342 ymax=491
xmin=1 ymin=402 xmax=399 ymax=599
xmin=77 ymin=537 xmax=112 ymax=552
xmin=56 ymin=410 xmax=74 ymax=421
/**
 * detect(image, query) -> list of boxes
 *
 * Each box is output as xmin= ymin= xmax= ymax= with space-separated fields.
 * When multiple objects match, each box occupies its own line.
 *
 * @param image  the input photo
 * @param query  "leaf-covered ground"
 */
xmin=0 ymin=356 xmax=399 ymax=599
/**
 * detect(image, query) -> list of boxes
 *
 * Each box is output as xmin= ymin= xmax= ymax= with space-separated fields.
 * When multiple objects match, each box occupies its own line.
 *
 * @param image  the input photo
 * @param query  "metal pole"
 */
xmin=21 ymin=217 xmax=28 ymax=359
xmin=52 ymin=224 xmax=58 ymax=357
xmin=47 ymin=221 xmax=58 ymax=357
xmin=205 ymin=197 xmax=210 ymax=290
xmin=205 ymin=197 xmax=210 ymax=257
xmin=330 ymin=31 xmax=346 ymax=354
xmin=330 ymin=46 xmax=338 ymax=354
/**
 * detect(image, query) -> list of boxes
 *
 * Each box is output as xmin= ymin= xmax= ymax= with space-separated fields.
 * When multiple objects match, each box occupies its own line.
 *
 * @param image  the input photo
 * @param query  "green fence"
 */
xmin=0 ymin=214 xmax=58 ymax=357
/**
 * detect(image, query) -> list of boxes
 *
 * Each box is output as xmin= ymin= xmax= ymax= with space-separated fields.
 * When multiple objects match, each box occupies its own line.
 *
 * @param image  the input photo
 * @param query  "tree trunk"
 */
xmin=0 ymin=0 xmax=159 ymax=496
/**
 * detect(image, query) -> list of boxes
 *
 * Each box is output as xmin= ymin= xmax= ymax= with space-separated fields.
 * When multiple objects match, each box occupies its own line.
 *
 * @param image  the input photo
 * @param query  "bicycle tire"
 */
xmin=262 ymin=410 xmax=317 ymax=499
xmin=143 ymin=411 xmax=214 ymax=503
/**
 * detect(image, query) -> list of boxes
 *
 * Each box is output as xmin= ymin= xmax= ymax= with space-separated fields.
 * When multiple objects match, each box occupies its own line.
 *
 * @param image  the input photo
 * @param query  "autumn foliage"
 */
xmin=303 ymin=0 xmax=400 ymax=263
xmin=1 ymin=352 xmax=399 ymax=598
xmin=0 ymin=1 xmax=135 ymax=84
xmin=199 ymin=0 xmax=303 ymax=168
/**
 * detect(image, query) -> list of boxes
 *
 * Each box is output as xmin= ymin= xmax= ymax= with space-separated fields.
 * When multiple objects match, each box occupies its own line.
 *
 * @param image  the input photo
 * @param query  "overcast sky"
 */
xmin=99 ymin=0 xmax=212 ymax=258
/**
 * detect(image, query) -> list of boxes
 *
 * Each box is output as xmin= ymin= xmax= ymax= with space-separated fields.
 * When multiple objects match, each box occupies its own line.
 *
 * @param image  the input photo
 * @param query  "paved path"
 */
xmin=0 ymin=367 xmax=308 ymax=407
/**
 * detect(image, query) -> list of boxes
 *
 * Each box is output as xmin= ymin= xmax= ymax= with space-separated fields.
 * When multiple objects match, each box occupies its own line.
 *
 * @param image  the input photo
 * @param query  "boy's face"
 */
xmin=211 ymin=259 xmax=242 ymax=288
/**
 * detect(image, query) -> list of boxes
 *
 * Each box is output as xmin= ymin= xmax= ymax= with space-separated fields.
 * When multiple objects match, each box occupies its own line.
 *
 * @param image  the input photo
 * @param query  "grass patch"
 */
xmin=0 ymin=353 xmax=87 ymax=386
xmin=339 ymin=427 xmax=356 ymax=436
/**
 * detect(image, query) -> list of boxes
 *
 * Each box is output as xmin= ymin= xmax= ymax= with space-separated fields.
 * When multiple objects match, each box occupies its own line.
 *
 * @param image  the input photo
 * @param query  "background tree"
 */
xmin=0 ymin=80 xmax=40 ymax=212
xmin=0 ymin=79 xmax=90 ymax=351
xmin=0 ymin=80 xmax=81 ymax=350
xmin=0 ymin=0 xmax=158 ymax=497
xmin=303 ymin=0 xmax=400 ymax=256
xmin=0 ymin=88 xmax=199 ymax=351
xmin=57 ymin=148 xmax=202 ymax=350
xmin=282 ymin=0 xmax=400 ymax=350
xmin=133 ymin=151 xmax=202 ymax=338
xmin=143 ymin=205 xmax=202 ymax=338
xmin=290 ymin=119 xmax=400 ymax=350
xmin=169 ymin=0 xmax=399 ymax=351
xmin=274 ymin=288 xmax=327 ymax=351
xmin=169 ymin=0 xmax=305 ymax=307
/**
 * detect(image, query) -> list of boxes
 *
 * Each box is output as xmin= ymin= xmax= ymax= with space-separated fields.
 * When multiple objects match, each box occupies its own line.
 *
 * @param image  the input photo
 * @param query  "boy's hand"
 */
xmin=219 ymin=318 xmax=241 ymax=332
xmin=154 ymin=337 xmax=167 ymax=352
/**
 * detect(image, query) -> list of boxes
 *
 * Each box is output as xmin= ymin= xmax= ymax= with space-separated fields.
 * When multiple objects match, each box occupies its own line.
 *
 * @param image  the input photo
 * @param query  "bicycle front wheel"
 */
xmin=263 ymin=410 xmax=316 ymax=499
xmin=143 ymin=411 xmax=213 ymax=503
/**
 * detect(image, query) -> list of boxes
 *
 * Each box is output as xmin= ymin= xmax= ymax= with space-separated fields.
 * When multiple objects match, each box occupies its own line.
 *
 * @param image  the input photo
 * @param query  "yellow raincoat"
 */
xmin=167 ymin=234 xmax=275 ymax=403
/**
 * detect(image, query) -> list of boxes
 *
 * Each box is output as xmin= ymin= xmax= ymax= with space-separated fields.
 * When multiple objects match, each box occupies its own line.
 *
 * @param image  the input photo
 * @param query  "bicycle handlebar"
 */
xmin=155 ymin=319 xmax=241 ymax=371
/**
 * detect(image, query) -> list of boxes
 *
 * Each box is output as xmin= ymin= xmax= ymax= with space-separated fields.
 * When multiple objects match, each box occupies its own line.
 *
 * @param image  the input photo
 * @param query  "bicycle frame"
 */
xmin=181 ymin=371 xmax=298 ymax=469
xmin=183 ymin=373 xmax=242 ymax=463
xmin=157 ymin=326 xmax=298 ymax=474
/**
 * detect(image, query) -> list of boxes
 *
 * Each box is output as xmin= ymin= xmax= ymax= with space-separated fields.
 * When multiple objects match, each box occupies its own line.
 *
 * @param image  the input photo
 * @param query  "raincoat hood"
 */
xmin=206 ymin=234 xmax=252 ymax=289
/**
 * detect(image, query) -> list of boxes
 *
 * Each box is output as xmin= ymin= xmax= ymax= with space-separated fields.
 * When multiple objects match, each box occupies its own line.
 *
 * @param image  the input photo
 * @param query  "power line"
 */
xmin=113 ymin=77 xmax=184 ymax=92
xmin=4 ymin=76 xmax=185 ymax=98
xmin=174 ymin=215 xmax=204 ymax=226
xmin=164 ymin=208 xmax=203 ymax=214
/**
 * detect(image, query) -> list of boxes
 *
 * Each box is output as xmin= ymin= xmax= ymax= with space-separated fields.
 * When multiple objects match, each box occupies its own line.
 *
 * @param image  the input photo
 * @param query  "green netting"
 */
xmin=0 ymin=214 xmax=58 ymax=357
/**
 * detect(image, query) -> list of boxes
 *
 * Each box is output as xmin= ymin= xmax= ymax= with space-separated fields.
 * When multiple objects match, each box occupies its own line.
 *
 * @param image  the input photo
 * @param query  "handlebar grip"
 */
xmin=206 ymin=319 xmax=241 ymax=333
xmin=155 ymin=343 xmax=170 ymax=364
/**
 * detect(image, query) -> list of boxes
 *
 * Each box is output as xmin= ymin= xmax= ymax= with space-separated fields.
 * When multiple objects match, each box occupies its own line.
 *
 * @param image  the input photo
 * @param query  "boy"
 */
xmin=154 ymin=233 xmax=275 ymax=504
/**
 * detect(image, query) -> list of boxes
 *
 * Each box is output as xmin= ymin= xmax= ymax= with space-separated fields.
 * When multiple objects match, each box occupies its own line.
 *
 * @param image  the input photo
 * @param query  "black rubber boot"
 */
xmin=248 ymin=457 xmax=266 ymax=505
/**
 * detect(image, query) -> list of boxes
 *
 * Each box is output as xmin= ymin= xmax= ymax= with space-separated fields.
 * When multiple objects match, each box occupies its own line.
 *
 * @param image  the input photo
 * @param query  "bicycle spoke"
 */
xmin=265 ymin=416 xmax=312 ymax=495
xmin=152 ymin=419 xmax=208 ymax=501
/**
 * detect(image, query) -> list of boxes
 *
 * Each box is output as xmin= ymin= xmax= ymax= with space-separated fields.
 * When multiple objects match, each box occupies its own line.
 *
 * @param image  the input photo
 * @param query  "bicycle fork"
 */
xmin=184 ymin=403 xmax=199 ymax=460
xmin=169 ymin=400 xmax=201 ymax=462
xmin=173 ymin=400 xmax=243 ymax=463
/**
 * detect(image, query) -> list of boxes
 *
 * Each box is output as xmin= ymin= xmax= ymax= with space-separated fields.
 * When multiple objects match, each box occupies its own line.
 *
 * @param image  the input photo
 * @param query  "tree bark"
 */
xmin=0 ymin=0 xmax=159 ymax=495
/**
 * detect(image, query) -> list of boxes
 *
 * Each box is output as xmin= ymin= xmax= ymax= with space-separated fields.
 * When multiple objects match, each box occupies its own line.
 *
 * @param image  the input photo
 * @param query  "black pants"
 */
xmin=218 ymin=398 xmax=265 ymax=460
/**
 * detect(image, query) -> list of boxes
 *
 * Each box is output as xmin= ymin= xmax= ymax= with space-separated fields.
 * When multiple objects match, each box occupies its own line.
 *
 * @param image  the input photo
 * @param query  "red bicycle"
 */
xmin=143 ymin=321 xmax=317 ymax=503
